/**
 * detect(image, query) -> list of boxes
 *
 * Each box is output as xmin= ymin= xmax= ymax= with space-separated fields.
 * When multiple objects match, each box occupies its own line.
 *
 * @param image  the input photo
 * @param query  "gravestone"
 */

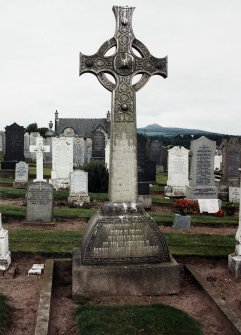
xmin=73 ymin=137 xmax=85 ymax=167
xmin=228 ymin=169 xmax=241 ymax=278
xmin=25 ymin=182 xmax=54 ymax=224
xmin=229 ymin=187 xmax=240 ymax=203
xmin=165 ymin=146 xmax=189 ymax=197
xmin=30 ymin=137 xmax=50 ymax=182
xmin=43 ymin=137 xmax=52 ymax=165
xmin=0 ymin=131 xmax=5 ymax=158
xmin=13 ymin=161 xmax=28 ymax=188
xmin=214 ymin=153 xmax=222 ymax=171
xmin=91 ymin=130 xmax=105 ymax=160
xmin=50 ymin=137 xmax=73 ymax=190
xmin=1 ymin=123 xmax=25 ymax=170
xmin=24 ymin=132 xmax=31 ymax=161
xmin=149 ymin=139 xmax=162 ymax=172
xmin=29 ymin=132 xmax=41 ymax=160
xmin=0 ymin=213 xmax=11 ymax=271
xmin=105 ymin=138 xmax=110 ymax=170
xmin=161 ymin=146 xmax=168 ymax=173
xmin=221 ymin=137 xmax=241 ymax=189
xmin=85 ymin=138 xmax=92 ymax=163
xmin=187 ymin=136 xmax=218 ymax=199
xmin=137 ymin=134 xmax=154 ymax=209
xmin=73 ymin=6 xmax=179 ymax=298
xmin=68 ymin=170 xmax=90 ymax=207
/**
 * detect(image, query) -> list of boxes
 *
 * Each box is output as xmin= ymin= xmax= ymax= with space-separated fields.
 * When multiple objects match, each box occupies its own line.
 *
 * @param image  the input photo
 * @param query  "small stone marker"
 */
xmin=13 ymin=161 xmax=29 ymax=188
xmin=0 ymin=213 xmax=11 ymax=271
xmin=172 ymin=214 xmax=191 ymax=229
xmin=28 ymin=264 xmax=45 ymax=276
xmin=25 ymin=182 xmax=54 ymax=224
xmin=228 ymin=169 xmax=241 ymax=279
xmin=30 ymin=137 xmax=50 ymax=182
xmin=229 ymin=187 xmax=240 ymax=203
xmin=68 ymin=170 xmax=90 ymax=207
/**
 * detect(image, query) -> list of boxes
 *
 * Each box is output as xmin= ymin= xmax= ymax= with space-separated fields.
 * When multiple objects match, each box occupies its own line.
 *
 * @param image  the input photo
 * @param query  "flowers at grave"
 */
xmin=225 ymin=202 xmax=236 ymax=216
xmin=173 ymin=199 xmax=200 ymax=216
xmin=214 ymin=209 xmax=224 ymax=217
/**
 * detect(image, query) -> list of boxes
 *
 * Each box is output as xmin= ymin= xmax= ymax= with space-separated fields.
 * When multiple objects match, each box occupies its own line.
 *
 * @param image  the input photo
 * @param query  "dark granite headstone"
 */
xmin=1 ymin=123 xmax=25 ymax=170
xmin=25 ymin=182 xmax=53 ymax=223
xmin=149 ymin=139 xmax=162 ymax=165
xmin=221 ymin=137 xmax=241 ymax=187
xmin=92 ymin=130 xmax=105 ymax=160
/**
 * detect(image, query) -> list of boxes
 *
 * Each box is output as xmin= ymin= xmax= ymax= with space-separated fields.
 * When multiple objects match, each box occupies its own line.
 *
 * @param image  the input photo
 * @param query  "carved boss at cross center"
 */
xmin=79 ymin=6 xmax=167 ymax=122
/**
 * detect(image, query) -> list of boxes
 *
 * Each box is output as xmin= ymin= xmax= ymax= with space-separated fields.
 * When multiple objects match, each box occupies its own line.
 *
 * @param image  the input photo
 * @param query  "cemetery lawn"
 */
xmin=74 ymin=303 xmax=202 ymax=335
xmin=7 ymin=229 xmax=234 ymax=257
xmin=0 ymin=294 xmax=12 ymax=335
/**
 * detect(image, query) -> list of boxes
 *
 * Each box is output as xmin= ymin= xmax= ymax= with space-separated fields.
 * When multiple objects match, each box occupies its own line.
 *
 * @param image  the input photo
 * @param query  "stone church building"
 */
xmin=54 ymin=110 xmax=110 ymax=166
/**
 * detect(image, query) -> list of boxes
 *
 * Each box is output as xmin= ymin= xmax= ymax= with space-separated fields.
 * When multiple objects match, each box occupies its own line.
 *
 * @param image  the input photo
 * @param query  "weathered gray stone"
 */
xmin=25 ymin=182 xmax=53 ymax=224
xmin=229 ymin=187 xmax=240 ymax=202
xmin=187 ymin=136 xmax=218 ymax=199
xmin=73 ymin=5 xmax=179 ymax=298
xmin=13 ymin=161 xmax=28 ymax=188
xmin=68 ymin=170 xmax=90 ymax=207
xmin=73 ymin=248 xmax=180 ymax=297
xmin=165 ymin=146 xmax=189 ymax=197
xmin=50 ymin=137 xmax=73 ymax=190
xmin=172 ymin=214 xmax=191 ymax=229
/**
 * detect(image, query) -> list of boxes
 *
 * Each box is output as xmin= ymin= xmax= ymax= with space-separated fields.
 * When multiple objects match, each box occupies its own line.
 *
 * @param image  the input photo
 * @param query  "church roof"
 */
xmin=56 ymin=118 xmax=110 ymax=137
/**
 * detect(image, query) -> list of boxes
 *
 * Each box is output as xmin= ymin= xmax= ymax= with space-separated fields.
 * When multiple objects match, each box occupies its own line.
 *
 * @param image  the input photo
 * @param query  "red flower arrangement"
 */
xmin=174 ymin=199 xmax=200 ymax=216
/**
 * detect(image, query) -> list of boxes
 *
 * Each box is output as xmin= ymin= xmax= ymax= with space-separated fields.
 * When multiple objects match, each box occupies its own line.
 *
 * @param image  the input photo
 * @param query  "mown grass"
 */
xmin=165 ymin=233 xmax=235 ymax=257
xmin=9 ymin=230 xmax=83 ymax=256
xmin=7 ymin=229 xmax=234 ymax=257
xmin=0 ymin=204 xmax=96 ymax=221
xmin=74 ymin=303 xmax=202 ymax=335
xmin=0 ymin=177 xmax=14 ymax=185
xmin=0 ymin=294 xmax=12 ymax=335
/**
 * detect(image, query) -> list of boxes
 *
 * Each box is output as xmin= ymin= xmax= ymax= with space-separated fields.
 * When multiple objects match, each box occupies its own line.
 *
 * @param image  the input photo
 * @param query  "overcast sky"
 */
xmin=0 ymin=0 xmax=241 ymax=135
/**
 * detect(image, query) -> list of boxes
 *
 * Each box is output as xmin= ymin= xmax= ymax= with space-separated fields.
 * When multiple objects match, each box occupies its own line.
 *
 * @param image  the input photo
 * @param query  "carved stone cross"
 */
xmin=80 ymin=6 xmax=167 ymax=202
xmin=29 ymin=137 xmax=50 ymax=182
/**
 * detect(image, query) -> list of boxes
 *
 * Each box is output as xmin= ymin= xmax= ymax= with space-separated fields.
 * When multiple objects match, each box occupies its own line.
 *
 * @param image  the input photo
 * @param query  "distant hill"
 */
xmin=137 ymin=123 xmax=222 ymax=137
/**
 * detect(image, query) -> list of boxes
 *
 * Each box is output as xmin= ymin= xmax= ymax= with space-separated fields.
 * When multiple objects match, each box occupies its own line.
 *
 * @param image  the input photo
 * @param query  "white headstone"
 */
xmin=51 ymin=137 xmax=73 ymax=189
xmin=0 ymin=213 xmax=11 ymax=271
xmin=165 ymin=146 xmax=189 ymax=197
xmin=198 ymin=199 xmax=219 ymax=214
xmin=105 ymin=138 xmax=110 ymax=170
xmin=30 ymin=137 xmax=50 ymax=182
xmin=214 ymin=154 xmax=222 ymax=171
xmin=14 ymin=161 xmax=29 ymax=188
xmin=68 ymin=170 xmax=90 ymax=207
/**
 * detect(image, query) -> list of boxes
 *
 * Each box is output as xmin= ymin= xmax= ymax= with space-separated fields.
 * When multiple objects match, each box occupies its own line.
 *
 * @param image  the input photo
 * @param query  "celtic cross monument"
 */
xmin=73 ymin=6 xmax=179 ymax=298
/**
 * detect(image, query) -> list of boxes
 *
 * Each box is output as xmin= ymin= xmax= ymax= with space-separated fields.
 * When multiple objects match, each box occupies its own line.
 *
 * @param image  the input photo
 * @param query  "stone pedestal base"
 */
xmin=13 ymin=182 xmax=27 ymax=189
xmin=49 ymin=178 xmax=69 ymax=190
xmin=0 ymin=251 xmax=11 ymax=271
xmin=72 ymin=248 xmax=180 ymax=298
xmin=164 ymin=185 xmax=187 ymax=198
xmin=68 ymin=196 xmax=90 ymax=208
xmin=187 ymin=186 xmax=218 ymax=199
xmin=228 ymin=254 xmax=241 ymax=279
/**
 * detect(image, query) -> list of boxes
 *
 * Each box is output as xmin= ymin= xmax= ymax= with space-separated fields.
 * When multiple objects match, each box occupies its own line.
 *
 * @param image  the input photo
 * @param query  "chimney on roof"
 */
xmin=55 ymin=110 xmax=59 ymax=132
